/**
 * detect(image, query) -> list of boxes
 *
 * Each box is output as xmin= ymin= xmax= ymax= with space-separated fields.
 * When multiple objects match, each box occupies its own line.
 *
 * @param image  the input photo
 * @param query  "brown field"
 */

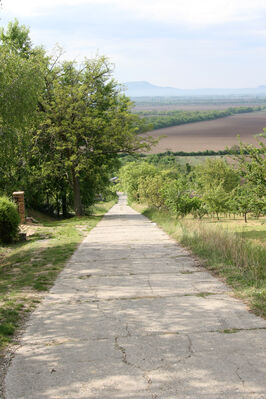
xmin=146 ymin=110 xmax=266 ymax=153
xmin=134 ymin=103 xmax=264 ymax=112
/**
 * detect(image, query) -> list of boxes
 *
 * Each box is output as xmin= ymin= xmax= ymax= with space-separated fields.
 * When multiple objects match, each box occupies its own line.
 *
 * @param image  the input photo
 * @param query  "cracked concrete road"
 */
xmin=4 ymin=193 xmax=266 ymax=399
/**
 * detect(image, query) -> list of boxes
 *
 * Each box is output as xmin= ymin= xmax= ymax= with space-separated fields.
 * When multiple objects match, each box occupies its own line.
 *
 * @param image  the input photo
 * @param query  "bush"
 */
xmin=0 ymin=197 xmax=20 ymax=243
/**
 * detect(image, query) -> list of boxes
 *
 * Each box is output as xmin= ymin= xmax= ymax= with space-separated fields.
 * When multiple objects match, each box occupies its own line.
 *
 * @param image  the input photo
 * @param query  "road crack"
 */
xmin=114 ymin=337 xmax=132 ymax=367
xmin=147 ymin=275 xmax=154 ymax=294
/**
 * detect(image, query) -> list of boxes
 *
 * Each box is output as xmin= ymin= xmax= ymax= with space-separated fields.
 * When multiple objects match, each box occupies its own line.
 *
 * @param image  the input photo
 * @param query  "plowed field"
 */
xmin=147 ymin=111 xmax=266 ymax=153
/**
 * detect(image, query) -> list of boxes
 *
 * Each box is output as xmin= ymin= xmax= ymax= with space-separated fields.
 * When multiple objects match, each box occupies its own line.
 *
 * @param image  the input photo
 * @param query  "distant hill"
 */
xmin=123 ymin=81 xmax=266 ymax=97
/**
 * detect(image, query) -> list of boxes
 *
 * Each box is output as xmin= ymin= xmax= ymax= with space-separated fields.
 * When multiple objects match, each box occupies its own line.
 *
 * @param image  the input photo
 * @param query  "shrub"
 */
xmin=0 ymin=196 xmax=20 ymax=243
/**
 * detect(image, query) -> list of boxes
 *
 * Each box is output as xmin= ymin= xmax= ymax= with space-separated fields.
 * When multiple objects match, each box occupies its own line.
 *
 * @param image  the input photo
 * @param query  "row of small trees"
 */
xmin=0 ymin=20 xmax=153 ymax=216
xmin=120 ymin=137 xmax=266 ymax=222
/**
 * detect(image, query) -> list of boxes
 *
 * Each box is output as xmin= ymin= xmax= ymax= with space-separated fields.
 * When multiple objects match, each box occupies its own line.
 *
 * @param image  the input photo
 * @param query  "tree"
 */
xmin=0 ymin=21 xmax=155 ymax=215
xmin=193 ymin=158 xmax=239 ymax=194
xmin=0 ymin=20 xmax=45 ymax=129
xmin=33 ymin=57 xmax=154 ymax=215
xmin=119 ymin=162 xmax=157 ymax=203
xmin=230 ymin=184 xmax=254 ymax=223
xmin=138 ymin=174 xmax=167 ymax=209
xmin=163 ymin=178 xmax=197 ymax=218
xmin=0 ymin=20 xmax=46 ymax=197
xmin=202 ymin=184 xmax=229 ymax=220
xmin=236 ymin=133 xmax=266 ymax=196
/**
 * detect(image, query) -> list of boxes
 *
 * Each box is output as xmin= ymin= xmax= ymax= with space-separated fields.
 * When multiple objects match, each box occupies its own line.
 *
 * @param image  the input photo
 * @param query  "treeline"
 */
xmin=119 ymin=148 xmax=249 ymax=163
xmin=119 ymin=136 xmax=266 ymax=222
xmin=0 ymin=21 xmax=153 ymax=216
xmin=134 ymin=97 xmax=266 ymax=106
xmin=136 ymin=106 xmax=266 ymax=130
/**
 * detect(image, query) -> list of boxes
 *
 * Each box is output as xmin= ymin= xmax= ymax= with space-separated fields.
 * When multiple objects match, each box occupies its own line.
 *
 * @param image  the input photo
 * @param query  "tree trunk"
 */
xmin=244 ymin=212 xmax=247 ymax=223
xmin=56 ymin=194 xmax=60 ymax=217
xmin=62 ymin=191 xmax=67 ymax=217
xmin=72 ymin=170 xmax=83 ymax=216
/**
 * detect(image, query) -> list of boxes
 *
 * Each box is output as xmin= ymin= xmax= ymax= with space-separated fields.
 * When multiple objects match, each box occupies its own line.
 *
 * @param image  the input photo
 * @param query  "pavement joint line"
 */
xmin=20 ymin=326 xmax=266 ymax=347
xmin=68 ymin=254 xmax=192 ymax=263
xmin=62 ymin=271 xmax=203 ymax=278
xmin=75 ymin=292 xmax=227 ymax=302
xmin=44 ymin=291 xmax=231 ymax=305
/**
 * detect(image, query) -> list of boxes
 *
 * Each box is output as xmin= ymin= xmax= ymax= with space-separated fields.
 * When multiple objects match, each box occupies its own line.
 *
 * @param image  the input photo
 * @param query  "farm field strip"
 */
xmin=146 ymin=111 xmax=266 ymax=153
xmin=134 ymin=103 xmax=266 ymax=112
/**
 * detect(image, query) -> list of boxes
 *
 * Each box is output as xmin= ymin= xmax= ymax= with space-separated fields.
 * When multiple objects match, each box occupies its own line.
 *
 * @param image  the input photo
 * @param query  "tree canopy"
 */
xmin=0 ymin=20 xmax=155 ymax=215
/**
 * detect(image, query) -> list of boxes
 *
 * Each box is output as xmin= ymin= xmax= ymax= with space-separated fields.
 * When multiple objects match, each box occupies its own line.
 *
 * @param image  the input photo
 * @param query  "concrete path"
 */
xmin=5 ymin=194 xmax=266 ymax=399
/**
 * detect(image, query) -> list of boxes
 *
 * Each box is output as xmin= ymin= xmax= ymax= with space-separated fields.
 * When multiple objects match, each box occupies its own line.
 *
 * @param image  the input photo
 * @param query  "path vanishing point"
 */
xmin=4 ymin=193 xmax=266 ymax=398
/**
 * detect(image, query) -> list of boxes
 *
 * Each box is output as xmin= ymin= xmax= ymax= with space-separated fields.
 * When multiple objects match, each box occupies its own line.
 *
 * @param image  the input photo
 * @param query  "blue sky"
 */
xmin=1 ymin=0 xmax=266 ymax=88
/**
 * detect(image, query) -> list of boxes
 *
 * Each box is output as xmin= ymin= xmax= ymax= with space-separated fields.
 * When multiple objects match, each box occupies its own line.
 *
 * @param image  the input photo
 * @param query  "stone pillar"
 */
xmin=13 ymin=191 xmax=25 ymax=224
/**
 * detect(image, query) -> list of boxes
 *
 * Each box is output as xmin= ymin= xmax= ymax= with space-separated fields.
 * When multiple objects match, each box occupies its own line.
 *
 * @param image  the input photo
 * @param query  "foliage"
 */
xmin=201 ymin=184 xmax=229 ymax=219
xmin=32 ymin=56 xmax=154 ymax=215
xmin=230 ymin=183 xmax=265 ymax=222
xmin=162 ymin=179 xmax=196 ymax=217
xmin=119 ymin=162 xmax=157 ymax=202
xmin=120 ymin=153 xmax=264 ymax=222
xmin=0 ymin=20 xmax=45 ymax=128
xmin=0 ymin=196 xmax=20 ymax=243
xmin=138 ymin=174 xmax=167 ymax=209
xmin=192 ymin=158 xmax=240 ymax=193
xmin=236 ymin=133 xmax=266 ymax=196
xmin=0 ymin=21 xmax=154 ymax=216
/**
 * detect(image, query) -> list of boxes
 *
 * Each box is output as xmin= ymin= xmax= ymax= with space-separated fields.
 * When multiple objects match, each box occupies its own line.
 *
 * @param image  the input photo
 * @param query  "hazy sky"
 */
xmin=1 ymin=0 xmax=266 ymax=88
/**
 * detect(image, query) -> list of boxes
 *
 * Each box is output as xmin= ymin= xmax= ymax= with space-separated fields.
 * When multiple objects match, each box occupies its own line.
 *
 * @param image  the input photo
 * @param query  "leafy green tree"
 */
xmin=230 ymin=184 xmax=254 ymax=223
xmin=163 ymin=178 xmax=197 ymax=218
xmin=190 ymin=197 xmax=208 ymax=219
xmin=33 ymin=58 xmax=153 ymax=215
xmin=202 ymin=184 xmax=230 ymax=220
xmin=229 ymin=183 xmax=265 ymax=222
xmin=119 ymin=162 xmax=157 ymax=203
xmin=0 ymin=21 xmax=154 ymax=215
xmin=0 ymin=20 xmax=45 ymax=128
xmin=0 ymin=20 xmax=46 ymax=198
xmin=193 ymin=158 xmax=239 ymax=194
xmin=138 ymin=174 xmax=167 ymax=209
xmin=236 ymin=133 xmax=266 ymax=196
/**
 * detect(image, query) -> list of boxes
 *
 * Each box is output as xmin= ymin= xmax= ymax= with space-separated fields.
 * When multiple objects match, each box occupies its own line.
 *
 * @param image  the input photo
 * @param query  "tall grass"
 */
xmin=180 ymin=220 xmax=265 ymax=284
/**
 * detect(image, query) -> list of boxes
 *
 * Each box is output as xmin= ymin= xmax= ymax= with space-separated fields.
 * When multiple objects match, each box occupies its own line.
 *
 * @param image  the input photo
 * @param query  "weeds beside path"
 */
xmin=133 ymin=203 xmax=266 ymax=319
xmin=0 ymin=200 xmax=115 ymax=353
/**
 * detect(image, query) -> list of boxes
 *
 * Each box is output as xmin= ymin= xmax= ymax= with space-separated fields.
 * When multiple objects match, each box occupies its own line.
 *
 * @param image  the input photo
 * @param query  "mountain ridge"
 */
xmin=123 ymin=81 xmax=266 ymax=97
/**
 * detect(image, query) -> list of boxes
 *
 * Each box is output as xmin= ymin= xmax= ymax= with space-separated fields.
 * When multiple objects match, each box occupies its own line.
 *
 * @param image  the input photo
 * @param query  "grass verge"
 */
xmin=0 ymin=200 xmax=115 ymax=351
xmin=133 ymin=203 xmax=266 ymax=318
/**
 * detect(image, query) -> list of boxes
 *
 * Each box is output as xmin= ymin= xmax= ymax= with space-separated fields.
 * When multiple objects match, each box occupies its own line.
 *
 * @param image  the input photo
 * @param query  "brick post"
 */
xmin=13 ymin=191 xmax=25 ymax=224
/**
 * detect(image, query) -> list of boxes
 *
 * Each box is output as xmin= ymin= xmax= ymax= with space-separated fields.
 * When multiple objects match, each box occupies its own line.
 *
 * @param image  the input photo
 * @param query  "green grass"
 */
xmin=133 ymin=203 xmax=266 ymax=318
xmin=0 ymin=200 xmax=115 ymax=350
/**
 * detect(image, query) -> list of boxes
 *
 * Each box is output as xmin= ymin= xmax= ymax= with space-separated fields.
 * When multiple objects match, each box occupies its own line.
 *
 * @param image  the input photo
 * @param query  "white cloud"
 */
xmin=3 ymin=0 xmax=266 ymax=25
